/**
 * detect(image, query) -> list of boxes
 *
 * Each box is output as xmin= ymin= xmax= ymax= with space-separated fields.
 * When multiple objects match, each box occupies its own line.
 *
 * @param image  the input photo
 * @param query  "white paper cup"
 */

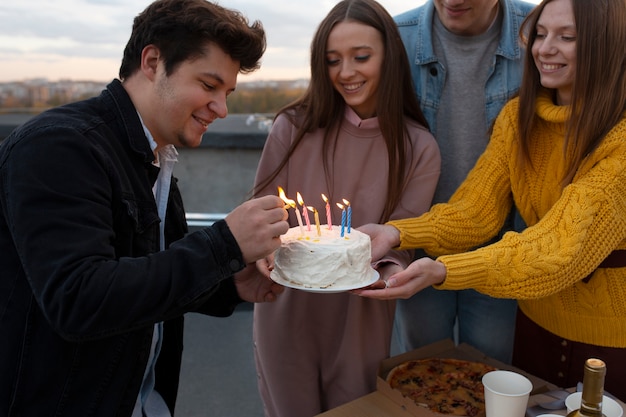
xmin=482 ymin=370 xmax=533 ymax=417
xmin=565 ymin=392 xmax=623 ymax=417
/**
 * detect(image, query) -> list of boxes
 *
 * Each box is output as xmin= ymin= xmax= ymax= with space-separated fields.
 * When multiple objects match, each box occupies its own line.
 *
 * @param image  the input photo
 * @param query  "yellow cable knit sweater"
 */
xmin=389 ymin=91 xmax=626 ymax=347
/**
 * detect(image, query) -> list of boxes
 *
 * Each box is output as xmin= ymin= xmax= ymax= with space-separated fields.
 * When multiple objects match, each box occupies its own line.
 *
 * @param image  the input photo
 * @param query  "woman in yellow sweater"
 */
xmin=358 ymin=0 xmax=626 ymax=399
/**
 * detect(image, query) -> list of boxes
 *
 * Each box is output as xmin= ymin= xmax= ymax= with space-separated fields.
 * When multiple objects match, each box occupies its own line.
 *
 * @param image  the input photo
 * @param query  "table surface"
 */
xmin=317 ymin=388 xmax=625 ymax=417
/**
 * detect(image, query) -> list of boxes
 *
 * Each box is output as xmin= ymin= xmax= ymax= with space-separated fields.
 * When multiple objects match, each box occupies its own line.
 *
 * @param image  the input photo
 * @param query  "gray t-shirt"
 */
xmin=432 ymin=11 xmax=502 ymax=204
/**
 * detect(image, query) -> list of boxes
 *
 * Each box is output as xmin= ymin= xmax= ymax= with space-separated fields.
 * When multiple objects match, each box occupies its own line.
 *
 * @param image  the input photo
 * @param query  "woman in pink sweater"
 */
xmin=251 ymin=0 xmax=440 ymax=415
xmin=358 ymin=0 xmax=626 ymax=399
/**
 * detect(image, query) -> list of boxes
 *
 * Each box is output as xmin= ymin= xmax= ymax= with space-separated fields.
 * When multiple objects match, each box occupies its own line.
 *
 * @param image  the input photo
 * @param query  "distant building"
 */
xmin=0 ymin=78 xmax=308 ymax=110
xmin=0 ymin=79 xmax=108 ymax=109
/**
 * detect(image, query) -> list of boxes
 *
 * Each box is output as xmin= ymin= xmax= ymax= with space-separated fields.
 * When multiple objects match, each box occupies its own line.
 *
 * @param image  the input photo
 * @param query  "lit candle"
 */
xmin=308 ymin=206 xmax=321 ymax=237
xmin=297 ymin=192 xmax=311 ymax=232
xmin=278 ymin=186 xmax=304 ymax=236
xmin=336 ymin=202 xmax=346 ymax=238
xmin=292 ymin=201 xmax=305 ymax=236
xmin=277 ymin=186 xmax=291 ymax=210
xmin=321 ymin=194 xmax=332 ymax=230
xmin=343 ymin=199 xmax=351 ymax=234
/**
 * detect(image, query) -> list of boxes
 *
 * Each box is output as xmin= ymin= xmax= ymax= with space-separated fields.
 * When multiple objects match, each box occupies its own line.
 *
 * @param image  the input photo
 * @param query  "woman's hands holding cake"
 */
xmin=359 ymin=262 xmax=404 ymax=290
xmin=357 ymin=223 xmax=401 ymax=262
xmin=355 ymin=223 xmax=447 ymax=299
xmin=354 ymin=257 xmax=447 ymax=300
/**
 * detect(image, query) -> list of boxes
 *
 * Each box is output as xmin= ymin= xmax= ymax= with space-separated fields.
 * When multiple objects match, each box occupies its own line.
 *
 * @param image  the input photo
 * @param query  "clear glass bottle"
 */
xmin=566 ymin=358 xmax=607 ymax=417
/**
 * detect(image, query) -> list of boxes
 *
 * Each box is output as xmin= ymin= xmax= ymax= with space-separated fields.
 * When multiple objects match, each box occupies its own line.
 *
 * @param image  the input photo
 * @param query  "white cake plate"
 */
xmin=270 ymin=269 xmax=380 ymax=294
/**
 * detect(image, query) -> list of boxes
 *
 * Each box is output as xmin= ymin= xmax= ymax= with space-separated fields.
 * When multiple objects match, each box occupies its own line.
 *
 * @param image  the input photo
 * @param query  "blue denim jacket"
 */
xmin=395 ymin=0 xmax=534 ymax=136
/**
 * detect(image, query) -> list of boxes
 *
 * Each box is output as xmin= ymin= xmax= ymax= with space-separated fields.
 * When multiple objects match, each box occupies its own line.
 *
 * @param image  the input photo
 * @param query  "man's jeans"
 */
xmin=394 ymin=286 xmax=517 ymax=364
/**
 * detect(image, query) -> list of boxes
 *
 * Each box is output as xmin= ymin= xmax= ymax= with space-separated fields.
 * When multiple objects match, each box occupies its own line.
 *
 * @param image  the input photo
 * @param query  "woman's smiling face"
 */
xmin=532 ymin=0 xmax=577 ymax=105
xmin=326 ymin=20 xmax=384 ymax=120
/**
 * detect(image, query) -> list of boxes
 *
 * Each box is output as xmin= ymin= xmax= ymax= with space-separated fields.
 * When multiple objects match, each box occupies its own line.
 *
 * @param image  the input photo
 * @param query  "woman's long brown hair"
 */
xmin=517 ymin=0 xmax=626 ymax=186
xmin=253 ymin=0 xmax=428 ymax=223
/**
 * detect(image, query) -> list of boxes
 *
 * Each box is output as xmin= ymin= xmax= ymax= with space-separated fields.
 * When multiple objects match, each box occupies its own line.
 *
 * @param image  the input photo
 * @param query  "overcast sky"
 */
xmin=0 ymin=0 xmax=540 ymax=83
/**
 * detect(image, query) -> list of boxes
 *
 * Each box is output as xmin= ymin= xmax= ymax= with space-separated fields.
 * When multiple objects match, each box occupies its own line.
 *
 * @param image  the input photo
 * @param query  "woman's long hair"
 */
xmin=254 ymin=0 xmax=428 ymax=222
xmin=518 ymin=0 xmax=626 ymax=185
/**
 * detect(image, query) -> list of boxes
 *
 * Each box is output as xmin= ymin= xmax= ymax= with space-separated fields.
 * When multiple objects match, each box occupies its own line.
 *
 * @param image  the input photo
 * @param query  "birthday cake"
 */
xmin=270 ymin=225 xmax=374 ymax=289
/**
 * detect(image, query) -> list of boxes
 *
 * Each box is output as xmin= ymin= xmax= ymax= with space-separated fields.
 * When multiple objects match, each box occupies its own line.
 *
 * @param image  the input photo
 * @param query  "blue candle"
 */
xmin=345 ymin=200 xmax=351 ymax=233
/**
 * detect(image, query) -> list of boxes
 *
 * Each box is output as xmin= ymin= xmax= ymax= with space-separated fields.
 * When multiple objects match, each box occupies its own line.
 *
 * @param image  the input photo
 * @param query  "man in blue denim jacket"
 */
xmin=393 ymin=0 xmax=534 ymax=363
xmin=0 ymin=1 xmax=289 ymax=416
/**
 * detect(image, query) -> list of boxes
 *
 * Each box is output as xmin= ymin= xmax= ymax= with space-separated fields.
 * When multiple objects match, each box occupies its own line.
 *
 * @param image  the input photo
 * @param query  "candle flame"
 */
xmin=342 ymin=199 xmax=350 ymax=206
xmin=322 ymin=193 xmax=329 ymax=203
xmin=307 ymin=206 xmax=317 ymax=213
xmin=278 ymin=186 xmax=288 ymax=202
xmin=278 ymin=186 xmax=296 ymax=208
xmin=297 ymin=192 xmax=305 ymax=206
xmin=336 ymin=202 xmax=344 ymax=210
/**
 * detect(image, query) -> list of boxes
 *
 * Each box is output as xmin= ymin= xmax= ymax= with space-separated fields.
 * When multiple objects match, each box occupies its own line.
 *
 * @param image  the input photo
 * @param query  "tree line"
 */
xmin=0 ymin=83 xmax=308 ymax=115
xmin=227 ymin=86 xmax=307 ymax=114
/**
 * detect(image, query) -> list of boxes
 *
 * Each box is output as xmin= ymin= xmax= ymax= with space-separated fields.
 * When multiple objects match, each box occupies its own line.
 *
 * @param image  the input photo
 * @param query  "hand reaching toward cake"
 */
xmin=355 ymin=261 xmax=404 ymax=291
xmin=357 ymin=223 xmax=401 ymax=262
xmin=225 ymin=195 xmax=289 ymax=264
xmin=234 ymin=263 xmax=285 ymax=303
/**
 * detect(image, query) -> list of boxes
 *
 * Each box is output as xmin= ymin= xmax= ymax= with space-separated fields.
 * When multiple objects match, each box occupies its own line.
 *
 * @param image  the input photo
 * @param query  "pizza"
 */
xmin=385 ymin=358 xmax=496 ymax=417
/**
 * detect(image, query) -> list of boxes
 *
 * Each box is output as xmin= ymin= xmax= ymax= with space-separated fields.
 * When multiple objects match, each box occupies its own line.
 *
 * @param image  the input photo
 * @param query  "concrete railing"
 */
xmin=2 ymin=114 xmax=267 ymax=216
xmin=185 ymin=212 xmax=228 ymax=227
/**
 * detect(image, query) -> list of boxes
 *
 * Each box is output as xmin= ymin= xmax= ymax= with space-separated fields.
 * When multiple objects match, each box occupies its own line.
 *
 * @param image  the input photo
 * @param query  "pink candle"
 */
xmin=322 ymin=194 xmax=332 ymax=230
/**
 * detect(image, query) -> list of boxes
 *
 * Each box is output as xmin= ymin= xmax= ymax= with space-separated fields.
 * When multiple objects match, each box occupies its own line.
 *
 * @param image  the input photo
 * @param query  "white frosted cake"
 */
xmin=270 ymin=225 xmax=374 ymax=289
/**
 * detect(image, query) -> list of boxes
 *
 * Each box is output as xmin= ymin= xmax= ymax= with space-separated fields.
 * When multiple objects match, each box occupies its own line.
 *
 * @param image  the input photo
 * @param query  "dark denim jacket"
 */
xmin=0 ymin=80 xmax=245 ymax=416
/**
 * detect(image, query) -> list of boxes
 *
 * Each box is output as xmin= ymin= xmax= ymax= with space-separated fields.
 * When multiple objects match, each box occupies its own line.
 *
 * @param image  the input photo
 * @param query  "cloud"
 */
xmin=0 ymin=0 xmax=136 ymax=68
xmin=0 ymin=0 xmax=539 ymax=82
xmin=0 ymin=0 xmax=336 ymax=81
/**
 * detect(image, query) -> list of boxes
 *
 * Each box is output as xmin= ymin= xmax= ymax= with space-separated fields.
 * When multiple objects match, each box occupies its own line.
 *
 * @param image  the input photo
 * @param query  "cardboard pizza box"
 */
xmin=377 ymin=338 xmax=558 ymax=397
xmin=317 ymin=339 xmax=560 ymax=417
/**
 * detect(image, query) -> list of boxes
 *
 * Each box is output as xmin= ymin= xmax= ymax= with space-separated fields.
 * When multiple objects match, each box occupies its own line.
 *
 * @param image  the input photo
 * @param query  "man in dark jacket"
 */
xmin=0 ymin=1 xmax=288 ymax=416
